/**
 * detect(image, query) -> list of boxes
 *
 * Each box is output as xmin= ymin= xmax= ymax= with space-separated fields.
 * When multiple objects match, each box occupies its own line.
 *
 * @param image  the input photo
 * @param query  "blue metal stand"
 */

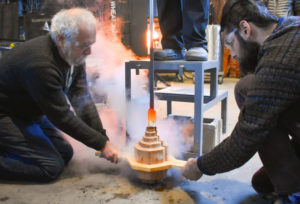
xmin=125 ymin=60 xmax=228 ymax=156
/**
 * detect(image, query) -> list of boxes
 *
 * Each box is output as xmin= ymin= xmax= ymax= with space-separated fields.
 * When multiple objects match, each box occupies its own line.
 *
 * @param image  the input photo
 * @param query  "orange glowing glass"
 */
xmin=147 ymin=30 xmax=160 ymax=55
xmin=147 ymin=108 xmax=156 ymax=127
xmin=146 ymin=17 xmax=162 ymax=55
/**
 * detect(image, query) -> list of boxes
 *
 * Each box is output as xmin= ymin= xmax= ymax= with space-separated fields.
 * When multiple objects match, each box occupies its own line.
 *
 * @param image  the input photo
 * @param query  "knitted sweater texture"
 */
xmin=199 ymin=17 xmax=300 ymax=174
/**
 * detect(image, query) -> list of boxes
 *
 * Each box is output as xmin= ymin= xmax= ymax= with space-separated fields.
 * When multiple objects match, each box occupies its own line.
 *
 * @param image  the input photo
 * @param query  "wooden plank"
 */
xmin=168 ymin=156 xmax=186 ymax=169
xmin=95 ymin=151 xmax=186 ymax=173
xmin=124 ymin=154 xmax=186 ymax=173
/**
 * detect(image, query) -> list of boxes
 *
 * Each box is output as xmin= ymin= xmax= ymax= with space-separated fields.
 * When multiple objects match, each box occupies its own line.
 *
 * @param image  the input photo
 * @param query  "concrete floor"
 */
xmin=0 ymin=78 xmax=272 ymax=204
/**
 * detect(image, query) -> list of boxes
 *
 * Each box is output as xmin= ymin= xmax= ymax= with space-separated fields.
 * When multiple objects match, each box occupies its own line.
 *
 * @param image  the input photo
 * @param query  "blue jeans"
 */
xmin=0 ymin=115 xmax=73 ymax=182
xmin=157 ymin=0 xmax=209 ymax=50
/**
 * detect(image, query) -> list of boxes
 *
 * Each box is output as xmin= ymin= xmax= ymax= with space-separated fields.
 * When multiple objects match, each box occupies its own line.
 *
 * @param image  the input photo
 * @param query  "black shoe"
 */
xmin=288 ymin=192 xmax=300 ymax=204
xmin=273 ymin=193 xmax=300 ymax=204
xmin=154 ymin=49 xmax=186 ymax=60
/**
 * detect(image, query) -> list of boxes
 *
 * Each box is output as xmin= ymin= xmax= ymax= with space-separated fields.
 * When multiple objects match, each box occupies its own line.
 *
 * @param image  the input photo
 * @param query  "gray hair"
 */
xmin=50 ymin=8 xmax=97 ymax=44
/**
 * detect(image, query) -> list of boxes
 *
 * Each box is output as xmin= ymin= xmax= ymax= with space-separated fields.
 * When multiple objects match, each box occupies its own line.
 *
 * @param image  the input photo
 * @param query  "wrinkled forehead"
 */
xmin=75 ymin=25 xmax=96 ymax=44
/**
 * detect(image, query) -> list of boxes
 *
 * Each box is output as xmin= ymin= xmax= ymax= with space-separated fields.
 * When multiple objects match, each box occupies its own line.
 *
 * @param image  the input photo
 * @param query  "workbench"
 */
xmin=125 ymin=60 xmax=228 ymax=156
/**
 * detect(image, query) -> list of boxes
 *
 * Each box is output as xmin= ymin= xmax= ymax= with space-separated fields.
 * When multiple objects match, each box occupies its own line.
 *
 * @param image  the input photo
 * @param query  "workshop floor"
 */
xmin=0 ymin=78 xmax=271 ymax=204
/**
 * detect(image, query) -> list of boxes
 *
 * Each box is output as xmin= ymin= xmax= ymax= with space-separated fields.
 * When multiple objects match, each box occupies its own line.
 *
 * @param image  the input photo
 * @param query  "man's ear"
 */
xmin=239 ymin=20 xmax=252 ymax=40
xmin=56 ymin=34 xmax=65 ymax=48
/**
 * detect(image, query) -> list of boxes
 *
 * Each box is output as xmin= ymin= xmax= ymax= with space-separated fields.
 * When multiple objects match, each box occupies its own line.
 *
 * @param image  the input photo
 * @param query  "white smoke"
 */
xmin=157 ymin=117 xmax=192 ymax=158
xmin=61 ymin=4 xmax=192 ymax=176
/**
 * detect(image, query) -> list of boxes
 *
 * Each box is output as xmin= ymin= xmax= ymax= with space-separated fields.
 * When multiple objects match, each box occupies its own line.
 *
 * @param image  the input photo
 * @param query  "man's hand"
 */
xmin=101 ymin=141 xmax=119 ymax=163
xmin=182 ymin=158 xmax=203 ymax=180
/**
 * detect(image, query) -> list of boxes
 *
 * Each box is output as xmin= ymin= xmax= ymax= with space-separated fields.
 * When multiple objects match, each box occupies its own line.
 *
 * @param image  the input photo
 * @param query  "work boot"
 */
xmin=154 ymin=49 xmax=186 ymax=60
xmin=185 ymin=47 xmax=208 ymax=61
xmin=273 ymin=198 xmax=293 ymax=204
xmin=273 ymin=193 xmax=300 ymax=204
xmin=288 ymin=192 xmax=300 ymax=203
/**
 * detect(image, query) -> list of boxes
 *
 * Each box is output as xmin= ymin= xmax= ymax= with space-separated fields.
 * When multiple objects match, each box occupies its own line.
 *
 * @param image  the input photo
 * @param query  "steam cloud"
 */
xmin=52 ymin=0 xmax=192 ymax=176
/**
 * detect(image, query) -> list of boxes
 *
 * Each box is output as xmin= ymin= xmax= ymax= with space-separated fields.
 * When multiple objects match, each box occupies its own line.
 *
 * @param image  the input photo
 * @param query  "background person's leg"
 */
xmin=157 ymin=0 xmax=184 ymax=50
xmin=182 ymin=0 xmax=209 ymax=49
xmin=155 ymin=0 xmax=185 ymax=60
xmin=182 ymin=0 xmax=209 ymax=60
xmin=0 ymin=114 xmax=65 ymax=182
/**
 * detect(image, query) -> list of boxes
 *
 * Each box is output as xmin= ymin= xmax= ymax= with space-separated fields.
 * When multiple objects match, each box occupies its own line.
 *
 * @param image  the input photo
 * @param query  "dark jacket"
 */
xmin=0 ymin=35 xmax=108 ymax=150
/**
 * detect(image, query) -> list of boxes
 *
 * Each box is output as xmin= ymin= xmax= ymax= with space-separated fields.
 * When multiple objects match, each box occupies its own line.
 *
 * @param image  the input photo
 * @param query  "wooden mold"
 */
xmin=95 ymin=126 xmax=187 ymax=183
xmin=130 ymin=126 xmax=186 ymax=183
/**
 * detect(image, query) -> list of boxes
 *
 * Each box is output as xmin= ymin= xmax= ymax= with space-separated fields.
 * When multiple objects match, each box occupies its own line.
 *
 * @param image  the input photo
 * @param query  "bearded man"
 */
xmin=182 ymin=0 xmax=300 ymax=202
xmin=0 ymin=8 xmax=118 ymax=182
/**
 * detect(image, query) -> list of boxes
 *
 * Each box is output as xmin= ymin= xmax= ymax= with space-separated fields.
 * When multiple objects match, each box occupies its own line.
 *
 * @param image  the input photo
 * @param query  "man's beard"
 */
xmin=62 ymin=46 xmax=86 ymax=66
xmin=72 ymin=55 xmax=87 ymax=66
xmin=236 ymin=33 xmax=261 ymax=76
xmin=61 ymin=39 xmax=87 ymax=66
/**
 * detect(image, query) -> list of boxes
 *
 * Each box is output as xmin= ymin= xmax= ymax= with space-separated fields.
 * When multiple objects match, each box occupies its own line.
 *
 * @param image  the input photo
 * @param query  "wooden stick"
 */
xmin=95 ymin=151 xmax=186 ymax=173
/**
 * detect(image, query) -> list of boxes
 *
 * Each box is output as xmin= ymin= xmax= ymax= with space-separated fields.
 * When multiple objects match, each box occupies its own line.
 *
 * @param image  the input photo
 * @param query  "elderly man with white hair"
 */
xmin=0 ymin=8 xmax=119 ymax=182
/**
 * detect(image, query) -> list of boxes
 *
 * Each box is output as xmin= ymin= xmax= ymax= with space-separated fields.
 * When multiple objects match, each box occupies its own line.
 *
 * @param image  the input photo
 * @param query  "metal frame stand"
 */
xmin=125 ymin=60 xmax=228 ymax=156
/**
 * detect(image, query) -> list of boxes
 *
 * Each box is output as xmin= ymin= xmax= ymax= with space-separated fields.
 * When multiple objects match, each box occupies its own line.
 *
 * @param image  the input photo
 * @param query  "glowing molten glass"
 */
xmin=147 ymin=30 xmax=159 ymax=48
xmin=147 ymin=108 xmax=156 ymax=127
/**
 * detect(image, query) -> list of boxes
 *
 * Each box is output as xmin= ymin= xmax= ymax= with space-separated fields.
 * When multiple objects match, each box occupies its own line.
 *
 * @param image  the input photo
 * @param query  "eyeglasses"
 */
xmin=73 ymin=41 xmax=94 ymax=51
xmin=77 ymin=43 xmax=93 ymax=50
xmin=224 ymin=28 xmax=237 ymax=50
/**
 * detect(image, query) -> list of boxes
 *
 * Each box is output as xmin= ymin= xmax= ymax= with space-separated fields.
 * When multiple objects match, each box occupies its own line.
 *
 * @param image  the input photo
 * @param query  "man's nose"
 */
xmin=84 ymin=47 xmax=92 ymax=55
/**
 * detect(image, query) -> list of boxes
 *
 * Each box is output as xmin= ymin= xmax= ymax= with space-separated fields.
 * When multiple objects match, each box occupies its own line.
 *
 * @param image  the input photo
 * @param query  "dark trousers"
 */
xmin=235 ymin=74 xmax=300 ymax=195
xmin=157 ymin=0 xmax=209 ymax=50
xmin=0 ymin=114 xmax=73 ymax=182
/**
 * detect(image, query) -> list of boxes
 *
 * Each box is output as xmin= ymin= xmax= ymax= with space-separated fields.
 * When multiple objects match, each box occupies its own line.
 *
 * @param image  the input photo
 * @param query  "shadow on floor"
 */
xmin=180 ymin=178 xmax=273 ymax=204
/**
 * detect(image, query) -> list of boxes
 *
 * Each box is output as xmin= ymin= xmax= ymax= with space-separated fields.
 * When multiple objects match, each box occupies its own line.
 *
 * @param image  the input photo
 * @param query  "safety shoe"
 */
xmin=273 ymin=193 xmax=300 ymax=204
xmin=185 ymin=47 xmax=208 ymax=61
xmin=288 ymin=192 xmax=300 ymax=204
xmin=154 ymin=49 xmax=186 ymax=60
